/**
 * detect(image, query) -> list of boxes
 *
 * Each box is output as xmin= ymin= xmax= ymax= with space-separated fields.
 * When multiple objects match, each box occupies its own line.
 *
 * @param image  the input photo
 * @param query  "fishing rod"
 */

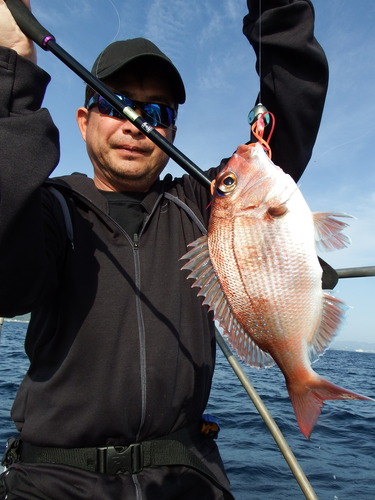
xmin=4 ymin=0 xmax=211 ymax=190
xmin=215 ymin=330 xmax=319 ymax=500
xmin=6 ymin=1 xmax=319 ymax=498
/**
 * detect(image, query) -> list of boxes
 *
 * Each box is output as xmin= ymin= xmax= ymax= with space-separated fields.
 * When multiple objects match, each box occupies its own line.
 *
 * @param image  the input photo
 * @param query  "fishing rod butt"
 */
xmin=5 ymin=0 xmax=55 ymax=49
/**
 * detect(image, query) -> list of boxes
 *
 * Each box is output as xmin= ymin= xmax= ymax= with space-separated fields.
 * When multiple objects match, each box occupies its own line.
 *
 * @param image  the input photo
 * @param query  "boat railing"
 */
xmin=336 ymin=265 xmax=375 ymax=278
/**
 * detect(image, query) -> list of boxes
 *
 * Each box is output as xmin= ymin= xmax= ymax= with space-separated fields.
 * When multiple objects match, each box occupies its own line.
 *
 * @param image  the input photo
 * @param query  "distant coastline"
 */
xmin=2 ymin=315 xmax=374 ymax=354
xmin=330 ymin=340 xmax=375 ymax=354
xmin=2 ymin=314 xmax=30 ymax=323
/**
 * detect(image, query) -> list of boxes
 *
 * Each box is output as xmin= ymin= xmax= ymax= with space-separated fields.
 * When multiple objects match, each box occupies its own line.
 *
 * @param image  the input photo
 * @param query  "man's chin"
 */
xmin=108 ymin=169 xmax=161 ymax=192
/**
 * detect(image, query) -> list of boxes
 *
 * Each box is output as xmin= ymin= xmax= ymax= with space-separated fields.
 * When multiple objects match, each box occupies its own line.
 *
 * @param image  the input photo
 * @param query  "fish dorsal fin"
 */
xmin=313 ymin=212 xmax=352 ymax=252
xmin=181 ymin=235 xmax=275 ymax=369
xmin=308 ymin=292 xmax=348 ymax=363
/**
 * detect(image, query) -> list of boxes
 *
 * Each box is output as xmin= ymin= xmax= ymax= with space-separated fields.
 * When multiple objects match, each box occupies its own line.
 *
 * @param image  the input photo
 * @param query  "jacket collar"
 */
xmin=47 ymin=173 xmax=165 ymax=215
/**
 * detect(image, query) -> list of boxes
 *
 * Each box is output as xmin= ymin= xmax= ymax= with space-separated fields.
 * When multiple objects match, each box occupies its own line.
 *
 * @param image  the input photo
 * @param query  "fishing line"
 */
xmin=247 ymin=0 xmax=272 ymax=144
xmin=258 ymin=0 xmax=262 ymax=103
xmin=93 ymin=0 xmax=121 ymax=78
xmin=105 ymin=0 xmax=121 ymax=42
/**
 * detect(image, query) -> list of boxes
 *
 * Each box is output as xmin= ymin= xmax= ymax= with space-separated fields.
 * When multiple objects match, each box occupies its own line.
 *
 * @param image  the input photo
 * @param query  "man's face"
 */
xmin=77 ymin=70 xmax=177 ymax=192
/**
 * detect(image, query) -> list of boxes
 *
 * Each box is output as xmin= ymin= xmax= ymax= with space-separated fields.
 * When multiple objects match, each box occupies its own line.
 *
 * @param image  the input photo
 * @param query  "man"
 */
xmin=0 ymin=0 xmax=328 ymax=498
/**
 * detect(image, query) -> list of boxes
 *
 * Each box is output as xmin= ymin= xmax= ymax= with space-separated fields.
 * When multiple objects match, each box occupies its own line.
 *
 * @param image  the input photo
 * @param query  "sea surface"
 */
xmin=1 ymin=320 xmax=374 ymax=500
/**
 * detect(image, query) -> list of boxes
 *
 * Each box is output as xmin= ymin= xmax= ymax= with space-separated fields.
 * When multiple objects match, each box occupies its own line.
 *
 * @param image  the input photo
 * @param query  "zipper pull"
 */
xmin=133 ymin=233 xmax=139 ymax=248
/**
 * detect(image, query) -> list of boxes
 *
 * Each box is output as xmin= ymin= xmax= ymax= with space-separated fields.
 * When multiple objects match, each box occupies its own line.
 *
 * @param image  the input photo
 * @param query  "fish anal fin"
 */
xmin=308 ymin=292 xmax=348 ymax=362
xmin=231 ymin=331 xmax=276 ymax=369
xmin=287 ymin=376 xmax=374 ymax=439
xmin=181 ymin=235 xmax=275 ymax=369
xmin=313 ymin=212 xmax=352 ymax=252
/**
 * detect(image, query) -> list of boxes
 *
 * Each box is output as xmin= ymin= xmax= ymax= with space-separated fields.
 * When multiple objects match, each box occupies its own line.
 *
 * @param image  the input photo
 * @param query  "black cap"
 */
xmin=91 ymin=38 xmax=186 ymax=104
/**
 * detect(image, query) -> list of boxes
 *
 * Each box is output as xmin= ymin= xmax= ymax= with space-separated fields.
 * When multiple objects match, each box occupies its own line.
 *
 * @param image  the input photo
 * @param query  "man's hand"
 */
xmin=0 ymin=0 xmax=36 ymax=62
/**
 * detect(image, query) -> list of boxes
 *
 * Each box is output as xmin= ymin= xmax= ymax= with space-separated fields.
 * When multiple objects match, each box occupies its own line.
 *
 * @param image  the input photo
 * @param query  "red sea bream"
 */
xmin=182 ymin=142 xmax=373 ymax=438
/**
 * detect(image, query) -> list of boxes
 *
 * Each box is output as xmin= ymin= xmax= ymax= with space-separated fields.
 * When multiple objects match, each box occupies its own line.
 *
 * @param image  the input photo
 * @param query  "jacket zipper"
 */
xmin=133 ymin=233 xmax=140 ymax=248
xmin=132 ymin=232 xmax=147 ymax=442
xmin=66 ymin=190 xmax=162 ymax=442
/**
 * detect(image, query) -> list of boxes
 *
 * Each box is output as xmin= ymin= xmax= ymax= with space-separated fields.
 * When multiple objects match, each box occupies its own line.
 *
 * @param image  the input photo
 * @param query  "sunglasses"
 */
xmin=86 ymin=93 xmax=177 ymax=128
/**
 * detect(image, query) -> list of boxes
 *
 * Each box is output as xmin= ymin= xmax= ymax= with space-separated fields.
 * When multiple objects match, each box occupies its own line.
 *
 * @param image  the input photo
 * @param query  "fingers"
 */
xmin=0 ymin=0 xmax=37 ymax=62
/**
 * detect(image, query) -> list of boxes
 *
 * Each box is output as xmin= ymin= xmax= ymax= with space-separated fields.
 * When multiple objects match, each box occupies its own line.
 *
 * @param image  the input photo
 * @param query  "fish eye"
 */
xmin=216 ymin=172 xmax=237 ymax=196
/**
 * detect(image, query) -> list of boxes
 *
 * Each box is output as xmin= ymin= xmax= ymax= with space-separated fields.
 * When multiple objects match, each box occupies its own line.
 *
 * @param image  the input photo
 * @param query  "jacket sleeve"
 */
xmin=244 ymin=0 xmax=329 ymax=180
xmin=0 ymin=47 xmax=62 ymax=317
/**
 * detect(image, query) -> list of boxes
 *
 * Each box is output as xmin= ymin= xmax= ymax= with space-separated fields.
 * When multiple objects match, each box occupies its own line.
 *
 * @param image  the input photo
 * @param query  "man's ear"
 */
xmin=76 ymin=107 xmax=89 ymax=142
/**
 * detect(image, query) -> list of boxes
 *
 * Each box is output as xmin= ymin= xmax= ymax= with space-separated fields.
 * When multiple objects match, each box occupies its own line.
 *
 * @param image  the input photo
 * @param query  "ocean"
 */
xmin=1 ymin=320 xmax=374 ymax=500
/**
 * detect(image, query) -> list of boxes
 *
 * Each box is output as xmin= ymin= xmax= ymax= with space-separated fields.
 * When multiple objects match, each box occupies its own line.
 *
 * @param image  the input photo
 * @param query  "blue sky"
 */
xmin=27 ymin=0 xmax=375 ymax=343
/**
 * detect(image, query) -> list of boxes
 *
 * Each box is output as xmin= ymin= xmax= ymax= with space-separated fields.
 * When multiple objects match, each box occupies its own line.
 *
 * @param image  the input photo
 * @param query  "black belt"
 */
xmin=3 ymin=428 xmax=234 ymax=499
xmin=21 ymin=440 xmax=145 ymax=475
xmin=19 ymin=425 xmax=201 ymax=474
xmin=21 ymin=438 xmax=211 ymax=476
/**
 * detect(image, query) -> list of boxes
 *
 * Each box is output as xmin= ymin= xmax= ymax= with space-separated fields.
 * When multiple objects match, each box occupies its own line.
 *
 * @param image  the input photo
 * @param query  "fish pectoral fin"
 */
xmin=313 ymin=212 xmax=352 ymax=252
xmin=181 ymin=235 xmax=275 ymax=369
xmin=308 ymin=292 xmax=348 ymax=362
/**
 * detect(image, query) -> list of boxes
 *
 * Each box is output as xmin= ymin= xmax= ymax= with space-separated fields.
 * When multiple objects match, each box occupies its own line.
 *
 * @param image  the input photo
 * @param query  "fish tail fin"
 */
xmin=287 ymin=377 xmax=373 ymax=439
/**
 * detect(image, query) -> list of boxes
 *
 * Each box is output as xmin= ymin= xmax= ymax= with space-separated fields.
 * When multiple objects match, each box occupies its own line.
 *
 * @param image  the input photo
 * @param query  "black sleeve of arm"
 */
xmin=243 ymin=0 xmax=329 ymax=180
xmin=0 ymin=48 xmax=62 ymax=316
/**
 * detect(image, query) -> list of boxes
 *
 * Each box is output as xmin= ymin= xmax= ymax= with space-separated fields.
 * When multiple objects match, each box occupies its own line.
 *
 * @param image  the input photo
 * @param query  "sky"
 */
xmin=19 ymin=0 xmax=375 ymax=344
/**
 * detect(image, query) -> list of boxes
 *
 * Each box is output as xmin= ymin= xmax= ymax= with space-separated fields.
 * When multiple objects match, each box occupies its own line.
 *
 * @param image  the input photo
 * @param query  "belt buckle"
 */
xmin=97 ymin=443 xmax=143 ymax=474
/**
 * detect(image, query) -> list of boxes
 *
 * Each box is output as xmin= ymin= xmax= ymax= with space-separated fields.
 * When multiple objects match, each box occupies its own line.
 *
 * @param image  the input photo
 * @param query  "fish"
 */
xmin=181 ymin=141 xmax=373 ymax=439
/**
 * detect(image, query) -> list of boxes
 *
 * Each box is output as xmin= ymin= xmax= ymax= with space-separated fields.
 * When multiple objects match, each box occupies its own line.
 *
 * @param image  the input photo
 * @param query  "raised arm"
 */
xmin=0 ymin=0 xmax=61 ymax=316
xmin=244 ymin=0 xmax=329 ymax=181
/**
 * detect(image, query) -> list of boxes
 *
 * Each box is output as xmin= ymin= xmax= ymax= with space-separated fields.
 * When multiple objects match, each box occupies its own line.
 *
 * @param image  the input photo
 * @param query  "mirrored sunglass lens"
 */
xmin=96 ymin=97 xmax=112 ymax=114
xmin=143 ymin=104 xmax=162 ymax=127
xmin=143 ymin=104 xmax=174 ymax=127
xmin=89 ymin=95 xmax=127 ymax=119
xmin=96 ymin=95 xmax=124 ymax=118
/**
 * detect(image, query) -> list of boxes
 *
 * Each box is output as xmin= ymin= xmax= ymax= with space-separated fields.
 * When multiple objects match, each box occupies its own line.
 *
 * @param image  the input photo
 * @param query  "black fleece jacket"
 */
xmin=0 ymin=0 xmax=328 ymax=484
